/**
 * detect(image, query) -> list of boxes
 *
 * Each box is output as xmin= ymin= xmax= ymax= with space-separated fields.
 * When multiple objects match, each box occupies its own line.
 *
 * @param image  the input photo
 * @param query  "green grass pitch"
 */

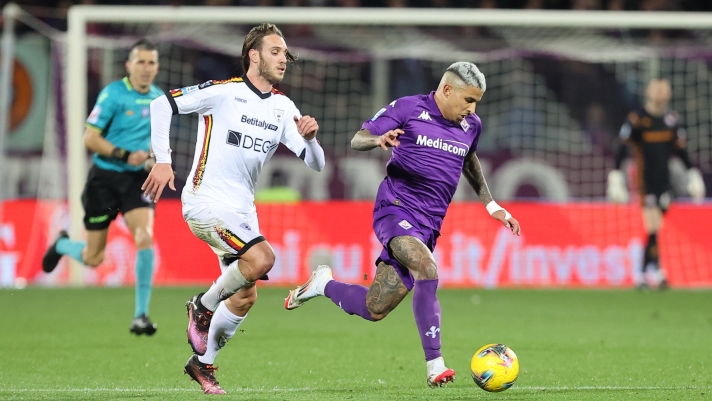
xmin=1 ymin=287 xmax=711 ymax=400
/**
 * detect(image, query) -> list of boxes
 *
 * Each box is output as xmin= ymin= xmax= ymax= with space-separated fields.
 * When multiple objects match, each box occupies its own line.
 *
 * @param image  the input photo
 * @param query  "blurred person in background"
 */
xmin=42 ymin=39 xmax=163 ymax=335
xmin=607 ymin=78 xmax=705 ymax=290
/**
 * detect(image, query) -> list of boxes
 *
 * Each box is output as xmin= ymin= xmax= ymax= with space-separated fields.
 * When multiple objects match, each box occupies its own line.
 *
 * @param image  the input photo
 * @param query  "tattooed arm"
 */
xmin=351 ymin=129 xmax=404 ymax=151
xmin=462 ymin=152 xmax=493 ymax=205
xmin=463 ymin=152 xmax=521 ymax=236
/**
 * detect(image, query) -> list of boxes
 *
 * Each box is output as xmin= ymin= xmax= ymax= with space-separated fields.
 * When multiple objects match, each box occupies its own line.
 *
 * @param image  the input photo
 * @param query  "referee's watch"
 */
xmin=110 ymin=147 xmax=131 ymax=162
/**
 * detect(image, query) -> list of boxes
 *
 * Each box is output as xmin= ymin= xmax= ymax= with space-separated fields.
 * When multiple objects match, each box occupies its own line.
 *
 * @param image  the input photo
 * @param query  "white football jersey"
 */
xmin=166 ymin=76 xmax=308 ymax=213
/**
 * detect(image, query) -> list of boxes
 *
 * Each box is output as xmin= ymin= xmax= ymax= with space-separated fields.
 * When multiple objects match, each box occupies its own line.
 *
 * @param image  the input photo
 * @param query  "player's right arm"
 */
xmin=351 ymin=129 xmax=403 ymax=151
xmin=352 ymin=99 xmax=410 ymax=151
xmin=142 ymin=83 xmax=227 ymax=202
xmin=84 ymin=86 xmax=148 ymax=166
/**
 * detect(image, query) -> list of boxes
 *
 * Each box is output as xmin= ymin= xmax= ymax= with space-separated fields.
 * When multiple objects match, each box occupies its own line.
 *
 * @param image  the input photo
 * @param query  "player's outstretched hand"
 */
xmin=294 ymin=115 xmax=319 ymax=141
xmin=687 ymin=168 xmax=706 ymax=204
xmin=378 ymin=129 xmax=404 ymax=150
xmin=606 ymin=170 xmax=629 ymax=203
xmin=141 ymin=163 xmax=175 ymax=203
xmin=492 ymin=210 xmax=521 ymax=236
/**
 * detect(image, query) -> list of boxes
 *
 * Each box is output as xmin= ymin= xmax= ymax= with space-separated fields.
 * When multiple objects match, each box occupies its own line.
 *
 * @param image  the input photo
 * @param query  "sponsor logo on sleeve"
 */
xmin=371 ymin=108 xmax=386 ymax=121
xmin=198 ymin=80 xmax=215 ymax=89
xmin=183 ymin=85 xmax=199 ymax=94
xmin=87 ymin=105 xmax=102 ymax=124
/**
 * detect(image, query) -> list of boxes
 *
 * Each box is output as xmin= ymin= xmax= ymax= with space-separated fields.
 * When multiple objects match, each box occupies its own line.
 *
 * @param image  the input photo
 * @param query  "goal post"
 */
xmin=64 ymin=6 xmax=712 ymax=237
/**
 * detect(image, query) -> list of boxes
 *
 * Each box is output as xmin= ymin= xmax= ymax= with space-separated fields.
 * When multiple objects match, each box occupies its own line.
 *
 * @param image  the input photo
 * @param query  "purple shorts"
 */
xmin=372 ymin=204 xmax=440 ymax=291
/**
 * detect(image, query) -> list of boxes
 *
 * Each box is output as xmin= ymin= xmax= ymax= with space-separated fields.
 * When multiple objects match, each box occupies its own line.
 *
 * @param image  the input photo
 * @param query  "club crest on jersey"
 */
xmin=664 ymin=113 xmax=677 ymax=128
xmin=274 ymin=109 xmax=284 ymax=122
xmin=460 ymin=119 xmax=470 ymax=132
xmin=142 ymin=107 xmax=150 ymax=118
xmin=240 ymin=222 xmax=252 ymax=231
xmin=398 ymin=219 xmax=413 ymax=230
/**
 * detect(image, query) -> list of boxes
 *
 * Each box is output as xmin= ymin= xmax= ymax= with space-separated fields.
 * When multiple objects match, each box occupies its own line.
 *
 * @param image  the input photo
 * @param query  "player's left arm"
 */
xmin=674 ymin=126 xmax=706 ymax=202
xmin=282 ymin=107 xmax=325 ymax=172
xmin=462 ymin=152 xmax=520 ymax=236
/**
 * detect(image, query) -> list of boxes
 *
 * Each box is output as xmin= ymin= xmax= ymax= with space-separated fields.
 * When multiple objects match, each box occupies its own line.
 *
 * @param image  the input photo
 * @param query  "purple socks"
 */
xmin=324 ymin=280 xmax=375 ymax=321
xmin=324 ymin=277 xmax=442 ymax=362
xmin=412 ymin=279 xmax=442 ymax=361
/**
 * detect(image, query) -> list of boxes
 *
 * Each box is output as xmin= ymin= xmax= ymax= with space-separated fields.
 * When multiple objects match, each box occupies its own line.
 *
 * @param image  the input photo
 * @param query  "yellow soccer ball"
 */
xmin=470 ymin=343 xmax=519 ymax=392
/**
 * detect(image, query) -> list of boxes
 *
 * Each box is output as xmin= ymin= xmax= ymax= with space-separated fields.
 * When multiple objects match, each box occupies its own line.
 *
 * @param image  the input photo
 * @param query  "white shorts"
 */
xmin=183 ymin=201 xmax=265 ymax=265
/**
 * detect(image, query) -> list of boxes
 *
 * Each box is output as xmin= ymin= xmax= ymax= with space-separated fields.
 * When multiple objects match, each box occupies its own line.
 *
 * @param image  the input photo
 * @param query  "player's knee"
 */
xmin=251 ymin=250 xmax=276 ymax=277
xmin=83 ymin=250 xmax=105 ymax=267
xmin=411 ymin=262 xmax=439 ymax=281
xmin=132 ymin=227 xmax=154 ymax=250
xmin=369 ymin=312 xmax=388 ymax=321
xmin=367 ymin=306 xmax=390 ymax=322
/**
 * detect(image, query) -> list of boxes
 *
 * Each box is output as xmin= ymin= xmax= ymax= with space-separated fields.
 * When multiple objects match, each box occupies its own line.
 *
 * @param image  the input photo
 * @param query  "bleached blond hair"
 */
xmin=444 ymin=61 xmax=486 ymax=92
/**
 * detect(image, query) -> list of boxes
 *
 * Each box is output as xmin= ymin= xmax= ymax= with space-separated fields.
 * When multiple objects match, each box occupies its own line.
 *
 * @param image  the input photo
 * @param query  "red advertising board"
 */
xmin=1 ymin=200 xmax=711 ymax=288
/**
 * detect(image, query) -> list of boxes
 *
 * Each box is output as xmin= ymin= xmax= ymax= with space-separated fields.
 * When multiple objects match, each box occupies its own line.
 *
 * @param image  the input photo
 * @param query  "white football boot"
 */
xmin=284 ymin=265 xmax=333 ymax=310
xmin=426 ymin=357 xmax=456 ymax=388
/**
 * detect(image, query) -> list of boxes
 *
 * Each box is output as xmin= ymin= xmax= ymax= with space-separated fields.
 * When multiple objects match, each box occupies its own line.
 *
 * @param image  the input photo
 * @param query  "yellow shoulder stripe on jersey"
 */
xmin=85 ymin=122 xmax=102 ymax=133
xmin=210 ymin=77 xmax=244 ymax=85
xmin=170 ymin=77 xmax=244 ymax=99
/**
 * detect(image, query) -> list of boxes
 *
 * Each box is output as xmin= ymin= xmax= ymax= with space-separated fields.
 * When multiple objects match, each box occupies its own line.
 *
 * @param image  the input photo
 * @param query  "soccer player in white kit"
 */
xmin=142 ymin=23 xmax=325 ymax=394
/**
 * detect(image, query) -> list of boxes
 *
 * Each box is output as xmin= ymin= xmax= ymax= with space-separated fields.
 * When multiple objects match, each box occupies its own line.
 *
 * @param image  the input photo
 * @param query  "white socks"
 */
xmin=198 ymin=302 xmax=245 ymax=365
xmin=201 ymin=260 xmax=252 ymax=311
xmin=427 ymin=356 xmax=447 ymax=375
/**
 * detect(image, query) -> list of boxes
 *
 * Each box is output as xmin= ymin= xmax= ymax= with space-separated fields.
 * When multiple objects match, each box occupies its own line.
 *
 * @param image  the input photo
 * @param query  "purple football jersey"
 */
xmin=361 ymin=91 xmax=482 ymax=232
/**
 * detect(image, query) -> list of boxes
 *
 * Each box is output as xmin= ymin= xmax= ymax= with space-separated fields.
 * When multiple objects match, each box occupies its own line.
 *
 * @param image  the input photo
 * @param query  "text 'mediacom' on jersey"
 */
xmin=415 ymin=135 xmax=468 ymax=157
xmin=241 ymin=115 xmax=278 ymax=131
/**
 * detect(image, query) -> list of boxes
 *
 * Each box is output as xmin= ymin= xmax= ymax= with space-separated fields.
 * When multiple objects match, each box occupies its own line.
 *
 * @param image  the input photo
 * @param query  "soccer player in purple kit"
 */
xmin=285 ymin=62 xmax=521 ymax=387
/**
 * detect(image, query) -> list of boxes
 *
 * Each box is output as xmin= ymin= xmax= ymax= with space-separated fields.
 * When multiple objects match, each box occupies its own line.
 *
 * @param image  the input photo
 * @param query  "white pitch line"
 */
xmin=1 ymin=385 xmax=711 ymax=392
xmin=0 ymin=388 xmax=312 ymax=393
xmin=515 ymin=386 xmax=712 ymax=391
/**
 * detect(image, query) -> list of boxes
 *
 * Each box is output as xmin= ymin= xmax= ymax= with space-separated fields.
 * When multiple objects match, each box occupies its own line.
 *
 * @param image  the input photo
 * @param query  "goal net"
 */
xmin=3 ymin=6 xmax=711 ymax=287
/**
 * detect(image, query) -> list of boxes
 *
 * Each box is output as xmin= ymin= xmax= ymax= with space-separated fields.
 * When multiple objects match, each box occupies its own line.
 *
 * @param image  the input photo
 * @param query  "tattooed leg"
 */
xmin=389 ymin=236 xmax=438 ymax=280
xmin=365 ymin=261 xmax=409 ymax=321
